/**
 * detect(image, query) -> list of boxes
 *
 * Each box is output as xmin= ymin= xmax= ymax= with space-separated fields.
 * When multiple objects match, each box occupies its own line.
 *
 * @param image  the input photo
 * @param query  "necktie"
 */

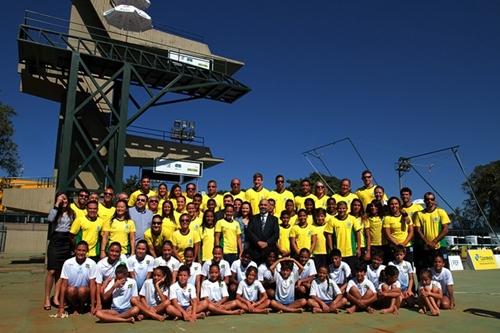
xmin=261 ymin=215 xmax=266 ymax=231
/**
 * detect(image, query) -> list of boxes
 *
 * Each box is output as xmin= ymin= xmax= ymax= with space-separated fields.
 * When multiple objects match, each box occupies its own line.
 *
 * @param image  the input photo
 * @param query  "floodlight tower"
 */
xmin=17 ymin=0 xmax=250 ymax=193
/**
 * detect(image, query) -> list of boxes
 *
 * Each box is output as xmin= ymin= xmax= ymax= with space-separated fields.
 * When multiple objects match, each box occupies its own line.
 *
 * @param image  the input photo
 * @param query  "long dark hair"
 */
xmin=110 ymin=199 xmax=131 ymax=227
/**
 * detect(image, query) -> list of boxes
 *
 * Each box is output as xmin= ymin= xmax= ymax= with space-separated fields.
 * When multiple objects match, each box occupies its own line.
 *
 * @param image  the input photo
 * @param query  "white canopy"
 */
xmin=114 ymin=0 xmax=151 ymax=11
xmin=103 ymin=5 xmax=152 ymax=32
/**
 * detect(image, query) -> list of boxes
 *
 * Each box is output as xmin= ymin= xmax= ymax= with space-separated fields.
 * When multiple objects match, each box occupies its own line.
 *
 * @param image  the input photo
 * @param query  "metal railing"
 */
xmin=128 ymin=125 xmax=205 ymax=146
xmin=0 ymin=177 xmax=56 ymax=189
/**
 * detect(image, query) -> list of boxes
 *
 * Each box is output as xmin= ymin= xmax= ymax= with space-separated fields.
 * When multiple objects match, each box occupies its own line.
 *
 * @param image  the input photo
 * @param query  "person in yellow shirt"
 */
xmin=156 ymin=183 xmax=169 ymax=209
xmin=245 ymin=172 xmax=270 ymax=213
xmin=350 ymin=199 xmax=371 ymax=262
xmin=70 ymin=200 xmax=103 ymax=261
xmin=215 ymin=204 xmax=242 ymax=264
xmin=326 ymin=197 xmax=337 ymax=220
xmin=201 ymin=180 xmax=224 ymax=211
xmin=128 ymin=176 xmax=157 ymax=207
xmin=366 ymin=202 xmax=384 ymax=258
xmin=313 ymin=181 xmax=329 ymax=209
xmin=172 ymin=213 xmax=201 ymax=262
xmin=168 ymin=184 xmax=183 ymax=210
xmin=186 ymin=202 xmax=203 ymax=237
xmin=277 ymin=210 xmax=292 ymax=257
xmin=304 ymin=198 xmax=315 ymax=225
xmin=173 ymin=195 xmax=188 ymax=223
xmin=324 ymin=201 xmax=362 ymax=269
xmin=383 ymin=197 xmax=414 ymax=263
xmin=200 ymin=210 xmax=216 ymax=262
xmin=400 ymin=187 xmax=424 ymax=219
xmin=285 ymin=199 xmax=298 ymax=225
xmin=268 ymin=175 xmax=295 ymax=218
xmin=355 ymin=170 xmax=387 ymax=209
xmin=101 ymin=199 xmax=136 ymax=257
xmin=160 ymin=200 xmax=178 ymax=240
xmin=225 ymin=178 xmax=246 ymax=202
xmin=143 ymin=214 xmax=168 ymax=257
xmin=332 ymin=178 xmax=358 ymax=213
xmin=98 ymin=186 xmax=115 ymax=224
xmin=192 ymin=193 xmax=203 ymax=214
xmin=311 ymin=208 xmax=328 ymax=267
xmin=147 ymin=195 xmax=160 ymax=215
xmin=289 ymin=209 xmax=316 ymax=256
xmin=294 ymin=179 xmax=316 ymax=210
xmin=70 ymin=189 xmax=89 ymax=220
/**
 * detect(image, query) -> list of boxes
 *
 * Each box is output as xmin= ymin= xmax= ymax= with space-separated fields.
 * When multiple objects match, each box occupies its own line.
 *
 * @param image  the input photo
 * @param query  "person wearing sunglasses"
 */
xmin=128 ymin=176 xmax=157 ymax=207
xmin=70 ymin=189 xmax=89 ymax=220
xmin=129 ymin=194 xmax=154 ymax=244
xmin=268 ymin=175 xmax=294 ymax=220
xmin=99 ymin=186 xmax=116 ymax=224
xmin=355 ymin=170 xmax=388 ymax=209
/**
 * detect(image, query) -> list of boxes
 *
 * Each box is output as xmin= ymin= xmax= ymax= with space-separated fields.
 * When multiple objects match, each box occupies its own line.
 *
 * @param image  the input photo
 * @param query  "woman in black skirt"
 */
xmin=43 ymin=192 xmax=76 ymax=310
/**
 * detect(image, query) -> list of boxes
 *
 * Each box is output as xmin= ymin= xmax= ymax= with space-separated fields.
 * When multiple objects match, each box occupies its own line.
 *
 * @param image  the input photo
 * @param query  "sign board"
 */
xmin=168 ymin=51 xmax=212 ymax=70
xmin=467 ymin=249 xmax=499 ymax=270
xmin=154 ymin=159 xmax=203 ymax=177
xmin=448 ymin=255 xmax=464 ymax=271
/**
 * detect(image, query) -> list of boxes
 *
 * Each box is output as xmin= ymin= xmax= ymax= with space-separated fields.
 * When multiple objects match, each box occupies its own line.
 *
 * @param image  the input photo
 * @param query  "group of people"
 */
xmin=43 ymin=170 xmax=455 ymax=323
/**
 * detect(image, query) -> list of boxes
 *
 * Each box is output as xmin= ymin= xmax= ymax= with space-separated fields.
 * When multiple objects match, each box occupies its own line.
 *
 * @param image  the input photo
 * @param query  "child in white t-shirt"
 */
xmin=257 ymin=249 xmax=278 ymax=299
xmin=388 ymin=245 xmax=415 ymax=306
xmin=127 ymin=240 xmax=154 ymax=291
xmin=418 ymin=269 xmax=443 ymax=316
xmin=201 ymin=246 xmax=232 ymax=284
xmin=431 ymin=253 xmax=454 ymax=310
xmin=229 ymin=250 xmax=258 ymax=294
xmin=269 ymin=257 xmax=306 ymax=313
xmin=307 ymin=265 xmax=347 ymax=313
xmin=377 ymin=265 xmax=402 ymax=314
xmin=166 ymin=265 xmax=206 ymax=321
xmin=366 ymin=249 xmax=385 ymax=289
xmin=346 ymin=264 xmax=377 ymax=313
xmin=153 ymin=241 xmax=180 ymax=283
xmin=95 ymin=264 xmax=139 ymax=323
xmin=235 ymin=266 xmax=271 ymax=314
xmin=295 ymin=248 xmax=317 ymax=298
xmin=183 ymin=247 xmax=202 ymax=297
xmin=137 ymin=266 xmax=171 ymax=321
xmin=328 ymin=248 xmax=351 ymax=293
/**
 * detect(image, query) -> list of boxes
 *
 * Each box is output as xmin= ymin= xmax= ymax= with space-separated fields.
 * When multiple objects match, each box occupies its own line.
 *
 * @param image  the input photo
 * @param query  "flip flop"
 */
xmin=43 ymin=305 xmax=51 ymax=311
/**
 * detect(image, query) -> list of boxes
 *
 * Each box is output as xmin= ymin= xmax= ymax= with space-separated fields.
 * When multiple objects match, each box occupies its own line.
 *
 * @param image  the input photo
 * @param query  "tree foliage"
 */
xmin=286 ymin=172 xmax=341 ymax=196
xmin=0 ymin=102 xmax=21 ymax=177
xmin=461 ymin=160 xmax=500 ymax=228
xmin=122 ymin=174 xmax=139 ymax=195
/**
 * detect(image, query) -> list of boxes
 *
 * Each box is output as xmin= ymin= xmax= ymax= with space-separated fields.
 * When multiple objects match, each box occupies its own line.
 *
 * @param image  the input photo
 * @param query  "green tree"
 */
xmin=461 ymin=160 xmax=500 ymax=228
xmin=0 ymin=102 xmax=21 ymax=177
xmin=122 ymin=174 xmax=139 ymax=195
xmin=286 ymin=172 xmax=341 ymax=196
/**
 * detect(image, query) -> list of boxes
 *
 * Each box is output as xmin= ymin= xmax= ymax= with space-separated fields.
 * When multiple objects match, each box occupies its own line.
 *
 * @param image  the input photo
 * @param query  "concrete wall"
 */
xmin=2 ymin=223 xmax=48 ymax=254
xmin=2 ymin=188 xmax=56 ymax=214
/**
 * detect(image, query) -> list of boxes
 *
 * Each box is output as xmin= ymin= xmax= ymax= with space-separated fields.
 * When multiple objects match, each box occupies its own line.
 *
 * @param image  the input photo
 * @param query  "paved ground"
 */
xmin=0 ymin=256 xmax=499 ymax=333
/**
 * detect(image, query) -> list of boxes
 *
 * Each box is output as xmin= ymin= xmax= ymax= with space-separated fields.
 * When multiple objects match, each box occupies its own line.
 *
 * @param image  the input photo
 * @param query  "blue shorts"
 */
xmin=111 ymin=305 xmax=131 ymax=314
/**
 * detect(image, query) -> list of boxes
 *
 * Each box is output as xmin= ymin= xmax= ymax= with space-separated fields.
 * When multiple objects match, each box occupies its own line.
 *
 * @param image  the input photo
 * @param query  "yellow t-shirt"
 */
xmin=314 ymin=195 xmax=329 ymax=210
xmin=102 ymin=218 xmax=136 ymax=254
xmin=289 ymin=214 xmax=298 ymax=226
xmin=268 ymin=190 xmax=295 ymax=217
xmin=215 ymin=219 xmax=241 ymax=254
xmin=368 ymin=216 xmax=384 ymax=246
xmin=402 ymin=203 xmax=424 ymax=220
xmin=354 ymin=217 xmax=370 ymax=248
xmin=144 ymin=228 xmax=167 ymax=256
xmin=98 ymin=203 xmax=115 ymax=224
xmin=355 ymin=186 xmax=388 ymax=209
xmin=70 ymin=203 xmax=87 ymax=220
xmin=173 ymin=210 xmax=188 ymax=226
xmin=311 ymin=224 xmax=327 ymax=255
xmin=128 ymin=189 xmax=157 ymax=207
xmin=277 ymin=225 xmax=292 ymax=255
xmin=224 ymin=191 xmax=247 ymax=202
xmin=325 ymin=215 xmax=361 ymax=257
xmin=294 ymin=193 xmax=317 ymax=211
xmin=69 ymin=216 xmax=104 ymax=257
xmin=290 ymin=224 xmax=313 ymax=252
xmin=190 ymin=216 xmax=203 ymax=238
xmin=172 ymin=229 xmax=201 ymax=261
xmin=413 ymin=208 xmax=450 ymax=249
xmin=245 ymin=187 xmax=270 ymax=213
xmin=382 ymin=215 xmax=413 ymax=246
xmin=200 ymin=226 xmax=215 ymax=262
xmin=201 ymin=193 xmax=224 ymax=212
xmin=332 ymin=192 xmax=359 ymax=213
xmin=162 ymin=217 xmax=178 ymax=240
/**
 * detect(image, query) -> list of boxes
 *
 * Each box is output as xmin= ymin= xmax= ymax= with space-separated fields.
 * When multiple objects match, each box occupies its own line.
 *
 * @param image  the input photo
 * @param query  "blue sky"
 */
xmin=2 ymin=1 xmax=500 ymax=211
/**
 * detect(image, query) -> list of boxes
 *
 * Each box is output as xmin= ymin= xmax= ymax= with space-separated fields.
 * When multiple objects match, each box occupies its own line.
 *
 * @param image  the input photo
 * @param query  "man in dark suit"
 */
xmin=246 ymin=199 xmax=279 ymax=264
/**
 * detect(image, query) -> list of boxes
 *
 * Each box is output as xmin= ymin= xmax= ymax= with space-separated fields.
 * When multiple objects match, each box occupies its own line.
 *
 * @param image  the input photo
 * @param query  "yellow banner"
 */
xmin=468 ymin=249 xmax=499 ymax=270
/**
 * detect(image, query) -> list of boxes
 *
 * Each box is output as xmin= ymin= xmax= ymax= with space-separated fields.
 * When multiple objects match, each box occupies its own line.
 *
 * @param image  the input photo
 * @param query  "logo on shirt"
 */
xmin=85 ymin=263 xmax=90 ymax=269
xmin=146 ymin=260 xmax=150 ymax=264
xmin=221 ymin=264 xmax=226 ymax=269
xmin=127 ymin=284 xmax=133 ymax=289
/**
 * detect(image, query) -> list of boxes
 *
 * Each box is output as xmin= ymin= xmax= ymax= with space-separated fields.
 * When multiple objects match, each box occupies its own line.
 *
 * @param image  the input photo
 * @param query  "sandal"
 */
xmin=43 ymin=305 xmax=51 ymax=311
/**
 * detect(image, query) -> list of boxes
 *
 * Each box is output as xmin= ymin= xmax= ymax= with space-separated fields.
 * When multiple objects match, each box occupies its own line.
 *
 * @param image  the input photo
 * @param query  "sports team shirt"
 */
xmin=201 ymin=193 xmax=224 ymax=212
xmin=215 ymin=219 xmax=241 ymax=254
xmin=257 ymin=264 xmax=274 ymax=283
xmin=332 ymin=193 xmax=359 ymax=213
xmin=419 ymin=280 xmax=441 ymax=291
xmin=328 ymin=262 xmax=351 ymax=285
xmin=69 ymin=216 xmax=104 ymax=257
xmin=105 ymin=277 xmax=138 ymax=311
xmin=355 ymin=217 xmax=370 ymax=248
xmin=401 ymin=203 xmax=424 ymax=219
xmin=201 ymin=279 xmax=229 ymax=302
xmin=189 ymin=216 xmax=203 ymax=237
xmin=187 ymin=262 xmax=202 ymax=287
xmin=382 ymin=215 xmax=413 ymax=246
xmin=95 ymin=254 xmax=130 ymax=284
xmin=346 ymin=277 xmax=376 ymax=296
xmin=139 ymin=278 xmax=169 ymax=306
xmin=430 ymin=267 xmax=454 ymax=296
xmin=224 ymin=191 xmax=247 ymax=202
xmin=277 ymin=225 xmax=292 ymax=254
xmin=161 ymin=217 xmax=178 ymax=240
xmin=366 ymin=264 xmax=385 ymax=289
xmin=171 ymin=229 xmax=201 ymax=261
xmin=294 ymin=193 xmax=317 ymax=211
xmin=98 ymin=203 xmax=115 ymax=223
xmin=289 ymin=214 xmax=298 ymax=226
xmin=290 ymin=224 xmax=314 ymax=251
xmin=60 ymin=257 xmax=97 ymax=287
xmin=355 ymin=186 xmax=388 ymax=209
xmin=274 ymin=270 xmax=299 ymax=304
xmin=314 ymin=195 xmax=329 ymax=210
xmin=378 ymin=280 xmax=401 ymax=291
xmin=200 ymin=227 xmax=215 ymax=262
xmin=309 ymin=278 xmax=342 ymax=302
xmin=231 ymin=259 xmax=258 ymax=282
xmin=236 ymin=279 xmax=266 ymax=302
xmin=325 ymin=214 xmax=362 ymax=257
xmin=70 ymin=203 xmax=87 ymax=220
xmin=144 ymin=228 xmax=168 ymax=256
xmin=268 ymin=190 xmax=295 ymax=217
xmin=413 ymin=208 xmax=451 ymax=249
xmin=245 ymin=187 xmax=270 ymax=213
xmin=201 ymin=259 xmax=232 ymax=278
xmin=153 ymin=255 xmax=180 ymax=272
xmin=368 ymin=216 xmax=384 ymax=246
xmin=280 ymin=259 xmax=317 ymax=279
xmin=128 ymin=189 xmax=157 ymax=207
xmin=102 ymin=218 xmax=136 ymax=254
xmin=389 ymin=260 xmax=414 ymax=291
xmin=311 ymin=224 xmax=327 ymax=255
xmin=127 ymin=254 xmax=154 ymax=291
xmin=169 ymin=282 xmax=197 ymax=307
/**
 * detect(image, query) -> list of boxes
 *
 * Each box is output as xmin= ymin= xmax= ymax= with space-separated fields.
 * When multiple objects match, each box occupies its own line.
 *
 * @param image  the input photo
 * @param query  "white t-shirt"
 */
xmin=419 ymin=280 xmax=442 ymax=292
xmin=309 ymin=278 xmax=341 ymax=302
xmin=366 ymin=264 xmax=385 ymax=289
xmin=328 ymin=262 xmax=351 ymax=285
xmin=139 ymin=278 xmax=169 ymax=306
xmin=127 ymin=254 xmax=154 ymax=291
xmin=153 ymin=256 xmax=180 ymax=273
xmin=346 ymin=277 xmax=376 ymax=296
xmin=201 ymin=259 xmax=231 ymax=278
xmin=279 ymin=259 xmax=317 ymax=279
xmin=231 ymin=259 xmax=258 ymax=282
xmin=187 ymin=262 xmax=202 ymax=286
xmin=104 ymin=277 xmax=138 ymax=311
xmin=257 ymin=264 xmax=274 ymax=283
xmin=430 ymin=267 xmax=454 ymax=296
xmin=60 ymin=257 xmax=97 ymax=288
xmin=236 ymin=279 xmax=266 ymax=302
xmin=389 ymin=260 xmax=414 ymax=291
xmin=96 ymin=255 xmax=129 ymax=284
xmin=274 ymin=270 xmax=299 ymax=304
xmin=169 ymin=282 xmax=197 ymax=307
xmin=377 ymin=280 xmax=401 ymax=292
xmin=200 ymin=279 xmax=229 ymax=302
